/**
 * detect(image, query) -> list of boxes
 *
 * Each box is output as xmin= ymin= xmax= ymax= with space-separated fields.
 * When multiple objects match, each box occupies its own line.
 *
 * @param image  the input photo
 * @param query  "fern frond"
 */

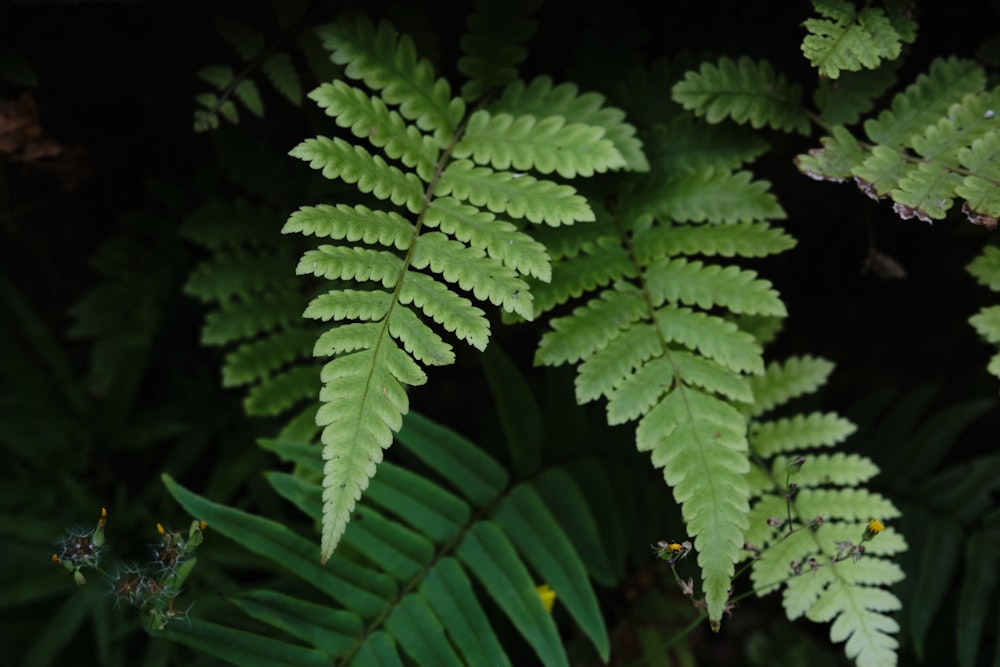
xmin=290 ymin=137 xmax=426 ymax=212
xmin=458 ymin=0 xmax=541 ymax=102
xmin=261 ymin=52 xmax=303 ymax=106
xmin=491 ymin=76 xmax=648 ymax=171
xmin=290 ymin=12 xmax=642 ymax=561
xmin=748 ymin=356 xmax=835 ymax=417
xmin=743 ymin=356 xmax=907 ymax=667
xmin=638 ymin=388 xmax=751 ymax=625
xmin=531 ymin=79 xmax=796 ymax=622
xmin=426 ymin=197 xmax=551 ymax=281
xmin=644 ymin=257 xmax=786 ymax=316
xmin=671 ymin=56 xmax=810 ymax=134
xmin=633 ymin=222 xmax=796 ymax=261
xmin=221 ymin=326 xmax=316 ymax=387
xmin=309 ymin=81 xmax=439 ymax=181
xmin=864 ymin=57 xmax=984 ymax=148
xmin=437 ymin=159 xmax=594 ymax=225
xmin=797 ymin=57 xmax=1000 ymax=226
xmin=318 ymin=15 xmax=466 ymax=139
xmin=638 ymin=168 xmax=786 ymax=224
xmin=802 ymin=0 xmax=916 ymax=79
xmin=454 ymin=110 xmax=626 ymax=177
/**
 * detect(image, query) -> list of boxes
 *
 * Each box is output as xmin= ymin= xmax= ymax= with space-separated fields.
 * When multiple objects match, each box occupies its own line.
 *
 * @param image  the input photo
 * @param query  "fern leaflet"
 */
xmin=744 ymin=356 xmax=907 ymax=667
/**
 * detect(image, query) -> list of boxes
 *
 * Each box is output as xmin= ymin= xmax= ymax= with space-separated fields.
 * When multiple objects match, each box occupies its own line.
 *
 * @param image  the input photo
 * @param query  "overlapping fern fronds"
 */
xmin=532 ymin=69 xmax=794 ymax=624
xmin=673 ymin=39 xmax=1000 ymax=229
xmin=801 ymin=0 xmax=917 ymax=79
xmin=161 ymin=410 xmax=624 ymax=667
xmin=288 ymin=6 xmax=642 ymax=562
xmin=743 ymin=356 xmax=907 ymax=667
xmin=182 ymin=197 xmax=320 ymax=417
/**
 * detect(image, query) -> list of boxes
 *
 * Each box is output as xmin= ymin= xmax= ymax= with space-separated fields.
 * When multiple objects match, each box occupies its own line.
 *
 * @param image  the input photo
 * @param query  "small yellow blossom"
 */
xmin=156 ymin=522 xmax=166 ymax=535
xmin=536 ymin=584 xmax=556 ymax=613
xmin=862 ymin=518 xmax=884 ymax=542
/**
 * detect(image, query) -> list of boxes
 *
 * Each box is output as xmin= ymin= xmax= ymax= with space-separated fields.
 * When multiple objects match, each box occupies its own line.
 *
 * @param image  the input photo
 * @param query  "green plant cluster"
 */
xmin=5 ymin=1 xmax=1000 ymax=666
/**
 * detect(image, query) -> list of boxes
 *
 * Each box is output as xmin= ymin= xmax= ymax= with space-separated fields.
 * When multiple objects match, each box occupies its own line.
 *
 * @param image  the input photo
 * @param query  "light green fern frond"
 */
xmin=534 ymin=98 xmax=792 ymax=624
xmin=744 ymin=356 xmax=907 ymax=667
xmin=796 ymin=57 xmax=1000 ymax=226
xmin=671 ymin=56 xmax=810 ymax=134
xmin=293 ymin=13 xmax=641 ymax=562
xmin=801 ymin=0 xmax=917 ymax=79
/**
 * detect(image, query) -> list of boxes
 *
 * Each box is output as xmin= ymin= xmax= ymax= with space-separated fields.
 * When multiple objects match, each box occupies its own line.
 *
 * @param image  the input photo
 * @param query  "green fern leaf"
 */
xmin=864 ymin=57 xmax=985 ymax=147
xmin=455 ymin=110 xmax=626 ymax=177
xmin=645 ymin=257 xmax=786 ymax=316
xmin=644 ymin=115 xmax=768 ymax=173
xmin=802 ymin=0 xmax=913 ymax=79
xmin=201 ymin=294 xmax=304 ymax=345
xmin=633 ymin=221 xmax=796 ymax=261
xmin=748 ymin=356 xmax=835 ymax=417
xmin=234 ymin=79 xmax=264 ymax=117
xmin=298 ymin=245 xmax=403 ymax=286
xmin=744 ymin=357 xmax=907 ymax=667
xmin=458 ymin=0 xmax=540 ymax=102
xmin=426 ymin=197 xmax=550 ymax=281
xmin=318 ymin=15 xmax=465 ymax=139
xmin=530 ymin=237 xmax=635 ymax=317
xmin=457 ymin=521 xmax=569 ymax=666
xmin=967 ymin=246 xmax=1000 ymax=290
xmin=289 ymin=137 xmax=425 ymax=213
xmin=262 ymin=52 xmax=303 ymax=106
xmin=655 ymin=306 xmax=763 ymax=374
xmin=222 ymin=326 xmax=315 ymax=387
xmin=750 ymin=413 xmax=857 ymax=456
xmin=637 ymin=388 xmax=750 ymax=624
xmin=671 ymin=56 xmax=810 ymax=134
xmin=411 ymin=232 xmax=533 ymax=319
xmin=796 ymin=126 xmax=867 ymax=183
xmin=491 ymin=76 xmax=648 ymax=171
xmin=284 ymin=204 xmax=415 ymax=249
xmin=572 ymin=322 xmax=660 ymax=403
xmin=398 ymin=271 xmax=491 ymax=351
xmin=956 ymin=133 xmax=1000 ymax=219
xmin=535 ymin=282 xmax=645 ymax=366
xmin=437 ymin=159 xmax=594 ymax=225
xmin=315 ymin=344 xmax=422 ymax=560
xmin=245 ymin=364 xmax=321 ymax=416
xmin=640 ymin=168 xmax=786 ymax=224
xmin=970 ymin=305 xmax=1000 ymax=344
xmin=891 ymin=162 xmax=958 ymax=222
xmin=420 ymin=558 xmax=513 ymax=667
xmin=308 ymin=81 xmax=439 ymax=181
xmin=197 ymin=65 xmax=235 ymax=89
xmin=285 ymin=12 xmax=640 ymax=562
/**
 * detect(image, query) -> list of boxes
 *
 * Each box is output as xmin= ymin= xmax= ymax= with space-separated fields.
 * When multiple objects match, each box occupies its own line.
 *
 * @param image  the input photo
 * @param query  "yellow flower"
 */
xmin=862 ymin=518 xmax=884 ymax=542
xmin=536 ymin=584 xmax=556 ymax=613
